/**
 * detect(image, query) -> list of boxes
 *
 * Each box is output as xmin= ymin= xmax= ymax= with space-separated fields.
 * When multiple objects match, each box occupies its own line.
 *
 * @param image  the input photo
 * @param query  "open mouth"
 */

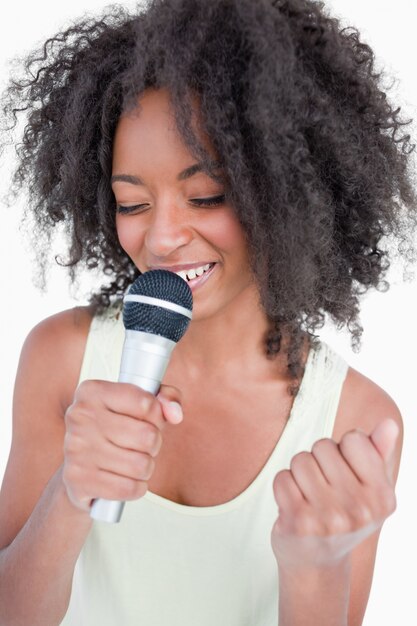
xmin=175 ymin=262 xmax=217 ymax=289
xmin=175 ymin=263 xmax=214 ymax=282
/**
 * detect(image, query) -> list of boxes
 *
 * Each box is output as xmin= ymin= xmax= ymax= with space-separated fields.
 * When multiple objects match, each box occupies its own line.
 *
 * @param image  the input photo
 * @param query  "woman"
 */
xmin=0 ymin=1 xmax=416 ymax=625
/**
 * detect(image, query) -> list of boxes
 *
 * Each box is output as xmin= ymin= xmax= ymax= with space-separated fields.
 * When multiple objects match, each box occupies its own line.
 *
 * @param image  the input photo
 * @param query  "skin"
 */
xmin=113 ymin=87 xmax=285 ymax=380
xmin=0 ymin=86 xmax=402 ymax=626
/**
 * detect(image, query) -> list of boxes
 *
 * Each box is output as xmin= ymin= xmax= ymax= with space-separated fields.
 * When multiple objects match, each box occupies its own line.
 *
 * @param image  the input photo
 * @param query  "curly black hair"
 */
xmin=1 ymin=0 xmax=417 ymax=395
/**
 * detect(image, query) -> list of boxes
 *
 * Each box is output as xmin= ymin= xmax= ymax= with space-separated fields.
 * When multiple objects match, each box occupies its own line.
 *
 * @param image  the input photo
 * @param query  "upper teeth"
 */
xmin=176 ymin=263 xmax=212 ymax=282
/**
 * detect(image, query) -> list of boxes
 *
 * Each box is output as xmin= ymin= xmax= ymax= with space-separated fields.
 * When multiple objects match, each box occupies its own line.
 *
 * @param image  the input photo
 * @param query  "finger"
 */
xmin=96 ymin=438 xmax=155 ymax=482
xmin=156 ymin=394 xmax=183 ymax=424
xmin=79 ymin=379 xmax=161 ymax=423
xmin=102 ymin=412 xmax=162 ymax=457
xmin=105 ymin=383 xmax=166 ymax=430
xmin=311 ymin=438 xmax=359 ymax=489
xmin=338 ymin=430 xmax=387 ymax=486
xmin=273 ymin=469 xmax=306 ymax=510
xmin=93 ymin=469 xmax=148 ymax=502
xmin=289 ymin=451 xmax=330 ymax=504
xmin=157 ymin=383 xmax=183 ymax=406
xmin=156 ymin=384 xmax=183 ymax=424
xmin=370 ymin=418 xmax=400 ymax=482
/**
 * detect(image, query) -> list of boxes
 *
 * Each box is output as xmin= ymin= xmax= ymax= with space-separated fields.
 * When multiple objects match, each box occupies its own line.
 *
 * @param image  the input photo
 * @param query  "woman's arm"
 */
xmin=278 ymin=555 xmax=351 ymax=626
xmin=0 ymin=307 xmax=94 ymax=626
xmin=339 ymin=371 xmax=403 ymax=626
xmin=0 ymin=466 xmax=93 ymax=626
xmin=273 ymin=372 xmax=403 ymax=626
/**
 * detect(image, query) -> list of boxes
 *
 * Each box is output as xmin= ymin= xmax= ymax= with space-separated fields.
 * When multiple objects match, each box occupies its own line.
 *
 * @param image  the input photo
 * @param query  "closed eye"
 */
xmin=190 ymin=194 xmax=225 ymax=207
xmin=116 ymin=203 xmax=150 ymax=215
xmin=116 ymin=195 xmax=226 ymax=215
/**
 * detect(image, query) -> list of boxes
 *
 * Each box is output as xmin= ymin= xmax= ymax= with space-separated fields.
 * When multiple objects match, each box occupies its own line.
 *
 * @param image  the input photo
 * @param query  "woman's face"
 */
xmin=112 ymin=87 xmax=255 ymax=321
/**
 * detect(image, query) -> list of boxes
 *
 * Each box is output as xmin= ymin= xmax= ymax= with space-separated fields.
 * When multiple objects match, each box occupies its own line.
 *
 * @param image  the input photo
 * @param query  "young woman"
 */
xmin=0 ymin=1 xmax=416 ymax=625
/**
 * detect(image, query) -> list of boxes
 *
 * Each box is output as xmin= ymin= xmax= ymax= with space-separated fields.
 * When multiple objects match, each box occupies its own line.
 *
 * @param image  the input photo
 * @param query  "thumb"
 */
xmin=370 ymin=417 xmax=400 ymax=482
xmin=156 ymin=384 xmax=183 ymax=425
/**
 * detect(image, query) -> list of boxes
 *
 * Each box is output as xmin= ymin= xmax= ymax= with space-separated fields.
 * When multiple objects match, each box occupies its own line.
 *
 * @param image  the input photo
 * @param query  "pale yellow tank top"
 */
xmin=60 ymin=304 xmax=349 ymax=626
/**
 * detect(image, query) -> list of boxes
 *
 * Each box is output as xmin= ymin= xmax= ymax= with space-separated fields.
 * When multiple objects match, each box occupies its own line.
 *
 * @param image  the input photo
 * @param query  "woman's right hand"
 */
xmin=62 ymin=380 xmax=183 ymax=513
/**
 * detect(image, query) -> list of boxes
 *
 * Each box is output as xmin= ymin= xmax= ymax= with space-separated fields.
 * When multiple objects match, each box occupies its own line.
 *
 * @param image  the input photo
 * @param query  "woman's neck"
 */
xmin=171 ymin=284 xmax=289 ymax=383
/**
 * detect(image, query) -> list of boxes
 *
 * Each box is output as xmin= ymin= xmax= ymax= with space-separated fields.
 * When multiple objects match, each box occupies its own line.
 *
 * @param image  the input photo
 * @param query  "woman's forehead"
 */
xmin=113 ymin=88 xmax=219 ymax=168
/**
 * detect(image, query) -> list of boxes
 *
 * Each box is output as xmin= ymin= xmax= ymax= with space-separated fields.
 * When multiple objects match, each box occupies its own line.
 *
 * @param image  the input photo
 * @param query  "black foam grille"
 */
xmin=123 ymin=270 xmax=193 ymax=342
xmin=128 ymin=269 xmax=193 ymax=307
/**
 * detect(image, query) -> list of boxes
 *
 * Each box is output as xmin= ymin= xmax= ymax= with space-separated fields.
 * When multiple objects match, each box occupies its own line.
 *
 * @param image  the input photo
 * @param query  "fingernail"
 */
xmin=169 ymin=401 xmax=183 ymax=423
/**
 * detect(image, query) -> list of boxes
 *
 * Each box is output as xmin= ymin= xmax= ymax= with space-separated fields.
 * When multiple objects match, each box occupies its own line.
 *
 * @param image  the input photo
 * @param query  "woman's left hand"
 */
xmin=271 ymin=418 xmax=399 ymax=569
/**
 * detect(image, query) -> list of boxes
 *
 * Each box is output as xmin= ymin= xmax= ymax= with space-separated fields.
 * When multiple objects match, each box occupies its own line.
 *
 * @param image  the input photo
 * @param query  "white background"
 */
xmin=0 ymin=2 xmax=416 ymax=624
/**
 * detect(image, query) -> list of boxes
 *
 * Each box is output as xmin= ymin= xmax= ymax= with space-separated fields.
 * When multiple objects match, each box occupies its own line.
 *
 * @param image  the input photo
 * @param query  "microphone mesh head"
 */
xmin=123 ymin=270 xmax=193 ymax=342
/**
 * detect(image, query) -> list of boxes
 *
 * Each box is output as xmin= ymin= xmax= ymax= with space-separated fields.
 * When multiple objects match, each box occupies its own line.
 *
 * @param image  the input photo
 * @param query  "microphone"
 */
xmin=90 ymin=269 xmax=193 ymax=523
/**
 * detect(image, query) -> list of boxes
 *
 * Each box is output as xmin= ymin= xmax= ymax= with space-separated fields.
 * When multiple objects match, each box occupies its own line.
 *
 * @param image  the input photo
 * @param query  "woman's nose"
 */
xmin=144 ymin=200 xmax=193 ymax=258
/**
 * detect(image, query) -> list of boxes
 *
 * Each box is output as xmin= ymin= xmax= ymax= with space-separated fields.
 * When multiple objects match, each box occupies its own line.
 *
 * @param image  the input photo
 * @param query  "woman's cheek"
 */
xmin=211 ymin=211 xmax=248 ymax=255
xmin=116 ymin=216 xmax=144 ymax=256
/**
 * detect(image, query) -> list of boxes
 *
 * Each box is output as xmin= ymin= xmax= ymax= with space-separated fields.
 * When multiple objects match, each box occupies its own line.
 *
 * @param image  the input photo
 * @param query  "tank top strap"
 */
xmin=291 ymin=340 xmax=349 ymax=439
xmin=78 ymin=301 xmax=124 ymax=384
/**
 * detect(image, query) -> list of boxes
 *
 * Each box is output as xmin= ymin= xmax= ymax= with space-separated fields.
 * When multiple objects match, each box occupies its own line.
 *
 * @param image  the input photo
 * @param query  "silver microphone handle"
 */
xmin=90 ymin=331 xmax=175 ymax=523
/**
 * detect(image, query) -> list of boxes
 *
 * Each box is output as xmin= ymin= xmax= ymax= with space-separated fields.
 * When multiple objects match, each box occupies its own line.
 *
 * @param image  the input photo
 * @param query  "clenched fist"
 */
xmin=271 ymin=418 xmax=400 ymax=568
xmin=62 ymin=379 xmax=183 ymax=513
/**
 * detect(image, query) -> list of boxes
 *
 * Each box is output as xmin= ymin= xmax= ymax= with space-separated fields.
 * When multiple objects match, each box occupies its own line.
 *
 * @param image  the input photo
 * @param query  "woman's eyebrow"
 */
xmin=177 ymin=160 xmax=223 ymax=181
xmin=111 ymin=174 xmax=142 ymax=185
xmin=111 ymin=160 xmax=223 ymax=185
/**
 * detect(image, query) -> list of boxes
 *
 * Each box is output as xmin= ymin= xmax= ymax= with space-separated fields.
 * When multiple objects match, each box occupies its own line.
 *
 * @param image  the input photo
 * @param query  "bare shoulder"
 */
xmin=20 ymin=305 xmax=96 ymax=411
xmin=333 ymin=365 xmax=403 ymax=481
xmin=333 ymin=365 xmax=403 ymax=438
xmin=0 ymin=305 xmax=95 ymax=549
